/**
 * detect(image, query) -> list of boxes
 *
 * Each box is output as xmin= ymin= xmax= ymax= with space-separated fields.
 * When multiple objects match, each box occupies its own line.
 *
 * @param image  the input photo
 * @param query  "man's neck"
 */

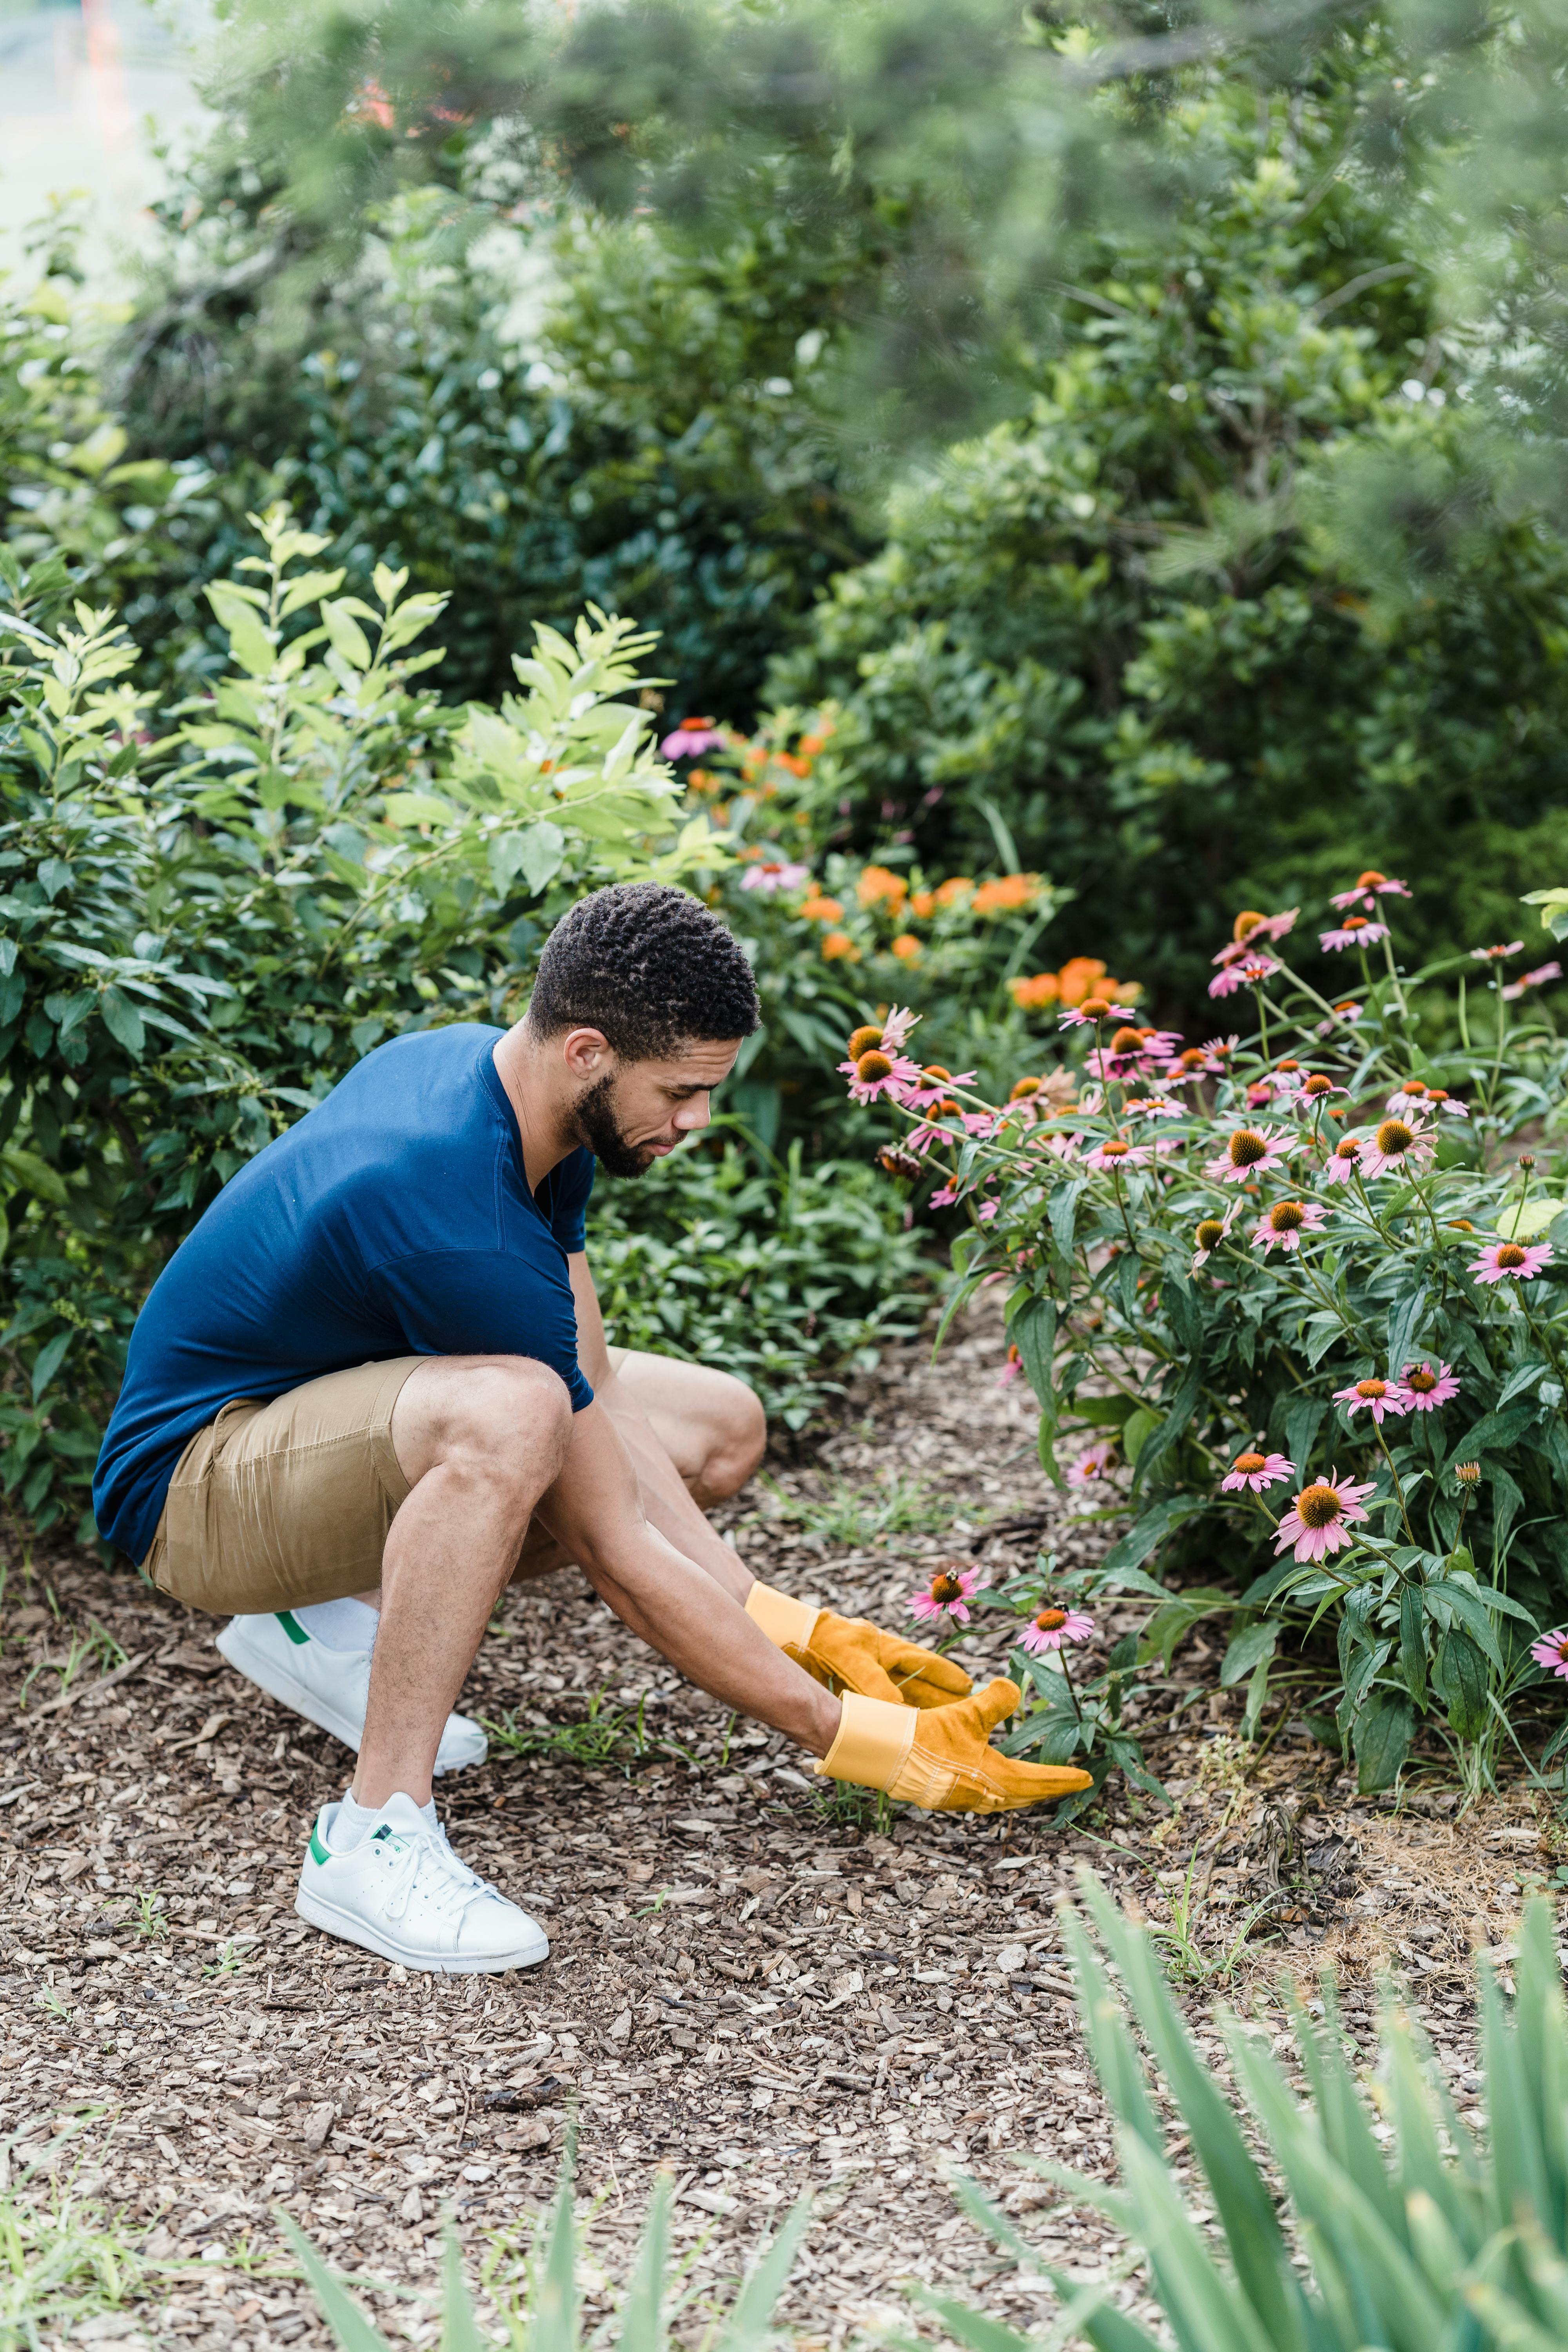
xmin=491 ymin=1023 xmax=576 ymax=1192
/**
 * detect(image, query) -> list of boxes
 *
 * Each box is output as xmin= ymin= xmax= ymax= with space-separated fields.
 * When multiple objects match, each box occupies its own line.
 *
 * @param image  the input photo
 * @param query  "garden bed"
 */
xmin=1 ymin=1303 xmax=1560 ymax=2349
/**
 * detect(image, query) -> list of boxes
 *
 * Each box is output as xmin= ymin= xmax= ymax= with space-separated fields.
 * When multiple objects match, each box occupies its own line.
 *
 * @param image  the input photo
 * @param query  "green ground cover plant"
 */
xmin=855 ymin=875 xmax=1568 ymax=1800
xmin=937 ymin=1877 xmax=1568 ymax=2352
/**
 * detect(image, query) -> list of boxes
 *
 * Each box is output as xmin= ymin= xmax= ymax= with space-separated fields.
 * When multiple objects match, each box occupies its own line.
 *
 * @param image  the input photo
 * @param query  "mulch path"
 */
xmin=2 ymin=1304 xmax=1561 ymax=2348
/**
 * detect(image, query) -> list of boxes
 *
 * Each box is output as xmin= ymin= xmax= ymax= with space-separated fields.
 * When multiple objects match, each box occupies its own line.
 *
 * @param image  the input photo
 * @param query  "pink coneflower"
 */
xmin=1399 ymin=1360 xmax=1460 ymax=1411
xmin=838 ymin=1047 xmax=922 ymax=1104
xmin=961 ymin=1109 xmax=1005 ymax=1139
xmin=1530 ymin=1629 xmax=1568 ymax=1681
xmin=881 ymin=1005 xmax=920 ymax=1052
xmin=1274 ymin=1471 xmax=1377 ymax=1562
xmin=1251 ymin=1200 xmax=1329 ymax=1255
xmin=1471 ymin=941 xmax=1524 ymax=964
xmin=1122 ymin=1094 xmax=1185 ymax=1119
xmin=1205 ymin=1125 xmax=1292 ymax=1183
xmin=1317 ymin=999 xmax=1363 ymax=1034
xmin=1330 ymin=870 xmax=1411 ymax=911
xmin=660 ymin=716 xmax=726 ymax=759
xmin=1165 ymin=1042 xmax=1226 ymax=1082
xmin=1059 ymin=998 xmax=1136 ymax=1029
xmin=902 ymin=1064 xmax=978 ymax=1110
xmin=998 ymin=1345 xmax=1024 ymax=1389
xmin=1359 ymin=1116 xmax=1435 ymax=1180
xmin=1322 ymin=1135 xmax=1366 ymax=1186
xmin=1192 ymin=1203 xmax=1237 ymax=1269
xmin=1083 ymin=1136 xmax=1152 ymax=1174
xmin=909 ymin=1564 xmax=981 ymax=1624
xmin=1386 ymin=1081 xmax=1431 ymax=1117
xmin=1333 ymin=1375 xmax=1412 ymax=1425
xmin=1320 ymin=917 xmax=1390 ymax=953
xmin=1212 ymin=911 xmax=1298 ymax=963
xmin=1067 ymin=1439 xmax=1116 ymax=1486
xmin=1209 ymin=955 xmax=1279 ymax=1000
xmin=1294 ymin=1072 xmax=1344 ymax=1109
xmin=1018 ymin=1605 xmax=1094 ymax=1654
xmin=928 ymin=1180 xmax=965 ymax=1209
xmin=740 ymin=859 xmax=811 ymax=894
xmin=1220 ymin=1450 xmax=1294 ymax=1493
xmin=1422 ymin=1089 xmax=1468 ymax=1118
xmin=1470 ymin=1239 xmax=1554 ymax=1285
xmin=1503 ymin=961 xmax=1563 ymax=1002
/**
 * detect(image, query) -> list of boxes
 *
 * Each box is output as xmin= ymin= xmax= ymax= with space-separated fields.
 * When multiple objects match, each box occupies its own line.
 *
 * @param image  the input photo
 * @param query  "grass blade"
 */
xmin=711 ymin=2193 xmax=810 ymax=2352
xmin=274 ymin=2212 xmax=393 ymax=2352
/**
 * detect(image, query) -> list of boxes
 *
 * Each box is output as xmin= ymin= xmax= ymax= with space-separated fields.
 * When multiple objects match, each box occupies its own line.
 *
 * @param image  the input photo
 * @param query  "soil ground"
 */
xmin=3 ymin=1305 xmax=1562 ymax=2348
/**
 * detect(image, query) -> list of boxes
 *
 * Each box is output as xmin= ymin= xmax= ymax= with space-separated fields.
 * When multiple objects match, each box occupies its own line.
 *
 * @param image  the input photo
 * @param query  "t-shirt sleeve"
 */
xmin=367 ymin=1248 xmax=594 ymax=1410
xmin=548 ymin=1147 xmax=596 ymax=1255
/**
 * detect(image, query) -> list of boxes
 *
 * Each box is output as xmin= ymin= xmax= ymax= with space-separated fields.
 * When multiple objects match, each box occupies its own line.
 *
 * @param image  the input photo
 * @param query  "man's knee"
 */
xmin=701 ymin=1375 xmax=766 ymax=1498
xmin=414 ymin=1357 xmax=573 ymax=1492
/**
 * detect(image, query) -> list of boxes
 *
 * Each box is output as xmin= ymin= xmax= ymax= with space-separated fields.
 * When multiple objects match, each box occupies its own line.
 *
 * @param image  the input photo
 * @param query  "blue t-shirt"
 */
xmin=93 ymin=1024 xmax=595 ymax=1563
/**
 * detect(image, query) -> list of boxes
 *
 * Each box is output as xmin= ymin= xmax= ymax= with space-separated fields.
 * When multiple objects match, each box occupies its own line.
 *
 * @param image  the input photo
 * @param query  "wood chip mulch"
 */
xmin=2 ymin=1306 xmax=1563 ymax=2347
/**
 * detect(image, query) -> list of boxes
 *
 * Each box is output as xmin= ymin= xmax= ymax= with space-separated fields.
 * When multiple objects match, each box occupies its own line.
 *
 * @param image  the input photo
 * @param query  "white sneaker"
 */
xmin=295 ymin=1793 xmax=548 ymax=1973
xmin=215 ymin=1611 xmax=488 ymax=1776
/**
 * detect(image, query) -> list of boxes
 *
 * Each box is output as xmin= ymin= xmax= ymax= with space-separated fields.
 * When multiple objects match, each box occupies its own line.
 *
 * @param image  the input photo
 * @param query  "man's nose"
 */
xmin=673 ymin=1094 xmax=711 ymax=1133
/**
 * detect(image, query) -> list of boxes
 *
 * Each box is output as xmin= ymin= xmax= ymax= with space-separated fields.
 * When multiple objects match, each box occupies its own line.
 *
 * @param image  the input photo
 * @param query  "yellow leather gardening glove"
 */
xmin=746 ymin=1580 xmax=973 ymax=1710
xmin=814 ymin=1679 xmax=1093 ymax=1813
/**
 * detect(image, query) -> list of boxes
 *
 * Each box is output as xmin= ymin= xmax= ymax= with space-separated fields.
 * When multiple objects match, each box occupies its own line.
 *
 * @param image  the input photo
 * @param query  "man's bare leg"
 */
xmin=350 ymin=1354 xmax=574 ymax=1809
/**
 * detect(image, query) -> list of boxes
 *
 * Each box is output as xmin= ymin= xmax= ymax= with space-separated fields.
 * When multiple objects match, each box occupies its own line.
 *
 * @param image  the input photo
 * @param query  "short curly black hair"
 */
xmin=526 ymin=882 xmax=760 ymax=1060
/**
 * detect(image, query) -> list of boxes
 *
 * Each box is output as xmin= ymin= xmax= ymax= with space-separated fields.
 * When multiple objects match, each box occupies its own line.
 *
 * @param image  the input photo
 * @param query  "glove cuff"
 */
xmin=745 ymin=1580 xmax=820 ymax=1652
xmin=813 ymin=1692 xmax=917 ymax=1789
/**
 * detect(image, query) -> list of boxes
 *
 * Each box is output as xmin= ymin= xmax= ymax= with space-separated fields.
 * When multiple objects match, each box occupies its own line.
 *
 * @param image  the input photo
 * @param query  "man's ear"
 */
xmin=560 ymin=1026 xmax=613 ymax=1080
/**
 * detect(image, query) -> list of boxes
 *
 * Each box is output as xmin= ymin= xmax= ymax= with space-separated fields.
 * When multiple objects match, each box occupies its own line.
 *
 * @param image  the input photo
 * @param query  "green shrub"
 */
xmin=936 ymin=1876 xmax=1568 ymax=2352
xmin=0 ymin=510 xmax=710 ymax=1541
xmin=588 ymin=1131 xmax=930 ymax=1430
xmin=852 ymin=873 xmax=1568 ymax=1796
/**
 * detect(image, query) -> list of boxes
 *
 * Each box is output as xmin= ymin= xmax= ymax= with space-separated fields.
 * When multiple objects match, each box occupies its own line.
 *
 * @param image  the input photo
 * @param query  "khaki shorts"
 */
xmin=142 ymin=1357 xmax=422 ymax=1616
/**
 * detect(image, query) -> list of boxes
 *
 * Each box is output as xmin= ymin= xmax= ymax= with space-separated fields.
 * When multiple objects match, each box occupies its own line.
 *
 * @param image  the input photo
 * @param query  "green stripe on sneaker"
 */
xmin=276 ymin=1610 xmax=310 ymax=1646
xmin=308 ymin=1825 xmax=332 ymax=1866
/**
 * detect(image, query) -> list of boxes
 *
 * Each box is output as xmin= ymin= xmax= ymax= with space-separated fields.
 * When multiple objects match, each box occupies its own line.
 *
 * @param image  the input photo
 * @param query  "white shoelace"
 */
xmin=381 ymin=1829 xmax=501 ymax=1926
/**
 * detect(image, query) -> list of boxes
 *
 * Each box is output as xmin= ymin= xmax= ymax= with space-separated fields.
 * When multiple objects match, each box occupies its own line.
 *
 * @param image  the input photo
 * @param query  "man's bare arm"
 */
xmin=533 ymin=1400 xmax=839 ymax=1755
xmin=568 ymin=1250 xmax=752 ymax=1604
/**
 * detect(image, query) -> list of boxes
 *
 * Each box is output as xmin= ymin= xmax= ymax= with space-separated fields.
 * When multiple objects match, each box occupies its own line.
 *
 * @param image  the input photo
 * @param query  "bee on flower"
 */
xmin=1018 ymin=1605 xmax=1094 ymax=1654
xmin=1274 ymin=1471 xmax=1377 ymax=1562
xmin=909 ymin=1563 xmax=981 ymax=1623
xmin=1399 ymin=1360 xmax=1461 ymax=1410
xmin=1250 ymin=1200 xmax=1330 ymax=1255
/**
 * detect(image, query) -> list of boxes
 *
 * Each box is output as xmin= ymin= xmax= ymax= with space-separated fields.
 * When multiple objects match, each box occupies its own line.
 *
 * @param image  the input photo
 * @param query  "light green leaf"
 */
xmin=206 ymin=583 xmax=278 ymax=678
xmin=1220 ymin=1621 xmax=1277 ymax=1687
xmin=1497 ymin=1197 xmax=1562 ymax=1239
xmin=320 ymin=600 xmax=374 ymax=670
xmin=2 ymin=1147 xmax=69 ymax=1205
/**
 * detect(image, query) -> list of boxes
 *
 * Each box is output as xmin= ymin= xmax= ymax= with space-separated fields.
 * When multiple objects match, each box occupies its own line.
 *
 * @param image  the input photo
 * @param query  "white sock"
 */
xmin=328 ymin=1789 xmax=437 ymax=1853
xmin=293 ymin=1597 xmax=380 ymax=1653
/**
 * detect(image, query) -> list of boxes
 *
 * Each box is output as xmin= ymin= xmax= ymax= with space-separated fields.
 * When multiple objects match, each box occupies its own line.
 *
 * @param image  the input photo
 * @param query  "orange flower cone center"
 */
xmin=1111 ymin=1027 xmax=1143 ymax=1054
xmin=1270 ymin=1202 xmax=1305 ymax=1231
xmin=1034 ymin=1608 xmax=1067 ymax=1632
xmin=1356 ymin=1379 xmax=1387 ymax=1399
xmin=1375 ymin=1119 xmax=1413 ymax=1155
xmin=1228 ymin=1129 xmax=1269 ymax=1167
xmin=1234 ymin=1452 xmax=1266 ymax=1474
xmin=847 ymin=1025 xmax=884 ymax=1058
xmin=1343 ymin=915 xmax=1369 ymax=932
xmin=1356 ymin=869 xmax=1387 ymax=889
xmin=1196 ymin=1219 xmax=1225 ymax=1250
xmin=1303 ymin=1074 xmax=1332 ymax=1096
xmin=857 ymin=1050 xmax=893 ymax=1082
xmin=1399 ymin=1078 xmax=1427 ymax=1096
xmin=1100 ymin=1140 xmax=1131 ymax=1160
xmin=1334 ymin=1138 xmax=1361 ymax=1161
xmin=1080 ymin=996 xmax=1111 ymax=1019
xmin=1406 ymin=1368 xmax=1437 ymax=1393
xmin=1497 ymin=1242 xmax=1527 ymax=1269
xmin=1233 ymin=909 xmax=1265 ymax=941
xmin=1298 ymin=1483 xmax=1344 ymax=1529
xmin=1179 ymin=1048 xmax=1208 ymax=1072
xmin=931 ymin=1573 xmax=965 ymax=1604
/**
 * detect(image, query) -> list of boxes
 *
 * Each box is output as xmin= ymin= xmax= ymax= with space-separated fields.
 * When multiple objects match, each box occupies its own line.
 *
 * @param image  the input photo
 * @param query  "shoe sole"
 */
xmin=213 ymin=1622 xmax=487 ymax=1776
xmin=294 ymin=1887 xmax=548 ymax=1974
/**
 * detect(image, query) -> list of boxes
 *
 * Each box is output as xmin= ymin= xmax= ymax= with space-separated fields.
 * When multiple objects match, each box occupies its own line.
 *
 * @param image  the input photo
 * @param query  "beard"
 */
xmin=571 ymin=1073 xmax=660 ymax=1180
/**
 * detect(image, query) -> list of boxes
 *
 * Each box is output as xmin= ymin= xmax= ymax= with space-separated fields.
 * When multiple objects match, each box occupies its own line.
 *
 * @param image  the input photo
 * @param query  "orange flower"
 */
xmin=1056 ymin=956 xmax=1109 ymax=1007
xmin=857 ymin=865 xmax=909 ymax=910
xmin=686 ymin=767 xmax=719 ymax=795
xmin=910 ymin=889 xmax=936 ymax=919
xmin=798 ymin=732 xmax=828 ymax=757
xmin=822 ymin=931 xmax=860 ymax=962
xmin=973 ymin=873 xmax=1039 ymax=916
xmin=934 ymin=877 xmax=973 ymax=907
xmin=891 ymin=934 xmax=922 ymax=963
xmin=774 ymin=751 xmax=811 ymax=777
xmin=799 ymin=894 xmax=844 ymax=923
xmin=1008 ymin=973 xmax=1061 ymax=1009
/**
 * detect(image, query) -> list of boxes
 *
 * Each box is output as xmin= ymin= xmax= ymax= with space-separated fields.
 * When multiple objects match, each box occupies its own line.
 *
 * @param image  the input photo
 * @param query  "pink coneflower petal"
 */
xmin=1471 ymin=942 xmax=1524 ymax=963
xmin=909 ymin=1564 xmax=980 ymax=1624
xmin=1332 ymin=1375 xmax=1413 ymax=1424
xmin=837 ymin=1049 xmax=924 ymax=1105
xmin=740 ymin=860 xmax=812 ymax=894
xmin=1320 ymin=921 xmax=1390 ymax=953
xmin=1250 ymin=1200 xmax=1328 ymax=1255
xmin=1470 ymin=1240 xmax=1554 ymax=1284
xmin=1502 ymin=961 xmax=1562 ymax=1002
xmin=1329 ymin=872 xmax=1410 ymax=910
xmin=1067 ymin=1440 xmax=1116 ymax=1487
xmin=1059 ymin=1000 xmax=1136 ymax=1029
xmin=1083 ymin=1136 xmax=1152 ymax=1173
xmin=1322 ymin=1136 xmax=1365 ymax=1186
xmin=1208 ymin=956 xmax=1279 ymax=1000
xmin=1530 ymin=1630 xmax=1568 ymax=1681
xmin=1203 ymin=1125 xmax=1292 ymax=1183
xmin=1359 ymin=1116 xmax=1436 ymax=1181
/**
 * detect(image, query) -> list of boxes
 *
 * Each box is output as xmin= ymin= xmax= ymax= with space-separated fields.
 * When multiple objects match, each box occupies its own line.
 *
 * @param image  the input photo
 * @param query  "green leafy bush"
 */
xmin=588 ymin=1131 xmax=930 ymax=1430
xmin=853 ymin=872 xmax=1568 ymax=1796
xmin=938 ymin=1877 xmax=1568 ymax=2352
xmin=0 ymin=510 xmax=708 ymax=1540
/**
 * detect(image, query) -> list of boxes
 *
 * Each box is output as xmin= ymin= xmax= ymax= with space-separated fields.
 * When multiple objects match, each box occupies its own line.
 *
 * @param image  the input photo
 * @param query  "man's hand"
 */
xmin=815 ymin=1679 xmax=1092 ymax=1813
xmin=746 ymin=1582 xmax=972 ymax=1709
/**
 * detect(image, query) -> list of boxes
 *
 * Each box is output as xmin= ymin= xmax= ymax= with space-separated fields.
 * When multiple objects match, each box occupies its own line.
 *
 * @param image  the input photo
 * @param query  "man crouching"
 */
xmin=94 ymin=884 xmax=1088 ymax=1973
